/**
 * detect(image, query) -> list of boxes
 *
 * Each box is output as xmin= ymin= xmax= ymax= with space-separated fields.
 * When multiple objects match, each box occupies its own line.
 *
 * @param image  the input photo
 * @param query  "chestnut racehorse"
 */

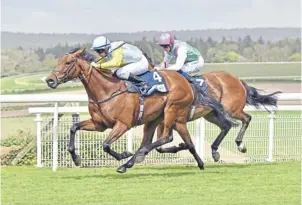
xmin=135 ymin=64 xmax=281 ymax=163
xmin=45 ymin=48 xmax=218 ymax=173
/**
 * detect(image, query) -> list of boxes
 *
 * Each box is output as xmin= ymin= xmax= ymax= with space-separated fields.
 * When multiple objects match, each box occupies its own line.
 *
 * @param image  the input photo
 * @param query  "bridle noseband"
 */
xmin=52 ymin=53 xmax=92 ymax=84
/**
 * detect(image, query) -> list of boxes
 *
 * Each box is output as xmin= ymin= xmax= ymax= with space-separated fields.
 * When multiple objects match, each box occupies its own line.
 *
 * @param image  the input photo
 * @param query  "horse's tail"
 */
xmin=240 ymin=80 xmax=282 ymax=110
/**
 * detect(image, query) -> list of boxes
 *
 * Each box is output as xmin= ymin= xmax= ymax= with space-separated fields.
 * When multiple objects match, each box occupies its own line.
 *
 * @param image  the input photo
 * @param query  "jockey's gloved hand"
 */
xmin=154 ymin=66 xmax=162 ymax=71
xmin=90 ymin=62 xmax=101 ymax=68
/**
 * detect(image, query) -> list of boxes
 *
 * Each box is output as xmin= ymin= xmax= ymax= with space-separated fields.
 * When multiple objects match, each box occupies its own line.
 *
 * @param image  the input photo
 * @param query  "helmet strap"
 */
xmin=104 ymin=47 xmax=110 ymax=55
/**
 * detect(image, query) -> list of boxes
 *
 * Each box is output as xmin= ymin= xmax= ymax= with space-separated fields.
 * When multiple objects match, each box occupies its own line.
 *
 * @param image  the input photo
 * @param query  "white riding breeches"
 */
xmin=181 ymin=56 xmax=204 ymax=74
xmin=113 ymin=55 xmax=149 ymax=79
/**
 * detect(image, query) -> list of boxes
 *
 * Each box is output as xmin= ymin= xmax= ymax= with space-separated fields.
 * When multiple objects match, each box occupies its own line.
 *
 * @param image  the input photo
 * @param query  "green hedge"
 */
xmin=1 ymin=131 xmax=36 ymax=166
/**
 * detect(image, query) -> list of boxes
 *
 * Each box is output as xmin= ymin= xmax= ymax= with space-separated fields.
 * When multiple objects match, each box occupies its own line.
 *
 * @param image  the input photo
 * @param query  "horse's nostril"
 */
xmin=47 ymin=79 xmax=54 ymax=84
xmin=46 ymin=78 xmax=57 ymax=88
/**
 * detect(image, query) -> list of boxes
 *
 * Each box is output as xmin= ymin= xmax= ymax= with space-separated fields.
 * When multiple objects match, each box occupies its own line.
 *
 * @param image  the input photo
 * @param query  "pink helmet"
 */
xmin=157 ymin=33 xmax=175 ymax=46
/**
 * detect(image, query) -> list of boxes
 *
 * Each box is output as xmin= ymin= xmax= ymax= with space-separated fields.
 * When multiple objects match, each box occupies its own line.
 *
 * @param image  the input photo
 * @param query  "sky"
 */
xmin=1 ymin=0 xmax=301 ymax=34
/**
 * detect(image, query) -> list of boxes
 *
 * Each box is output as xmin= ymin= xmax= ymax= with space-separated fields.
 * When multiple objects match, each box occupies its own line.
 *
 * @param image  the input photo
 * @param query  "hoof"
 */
xmin=116 ymin=166 xmax=127 ymax=174
xmin=74 ymin=155 xmax=81 ymax=166
xmin=199 ymin=164 xmax=205 ymax=170
xmin=238 ymin=144 xmax=247 ymax=153
xmin=179 ymin=143 xmax=186 ymax=149
xmin=212 ymin=152 xmax=220 ymax=162
xmin=120 ymin=151 xmax=133 ymax=159
xmin=155 ymin=147 xmax=163 ymax=153
xmin=135 ymin=155 xmax=146 ymax=163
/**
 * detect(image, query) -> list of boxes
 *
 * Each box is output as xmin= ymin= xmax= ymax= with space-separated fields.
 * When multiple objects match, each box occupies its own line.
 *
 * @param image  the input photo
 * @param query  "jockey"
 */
xmin=90 ymin=36 xmax=148 ymax=84
xmin=155 ymin=32 xmax=204 ymax=77
xmin=156 ymin=33 xmax=230 ymax=122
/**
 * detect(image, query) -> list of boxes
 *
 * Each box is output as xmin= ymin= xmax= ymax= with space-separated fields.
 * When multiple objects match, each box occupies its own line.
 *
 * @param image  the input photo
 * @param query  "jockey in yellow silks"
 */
xmin=90 ymin=36 xmax=148 ymax=83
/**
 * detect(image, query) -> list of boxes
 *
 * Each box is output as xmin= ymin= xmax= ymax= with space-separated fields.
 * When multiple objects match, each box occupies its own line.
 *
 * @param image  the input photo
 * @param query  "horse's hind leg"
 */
xmin=117 ymin=115 xmax=165 ymax=173
xmin=204 ymin=111 xmax=232 ymax=162
xmin=68 ymin=118 xmax=107 ymax=166
xmin=233 ymin=111 xmax=252 ymax=153
xmin=174 ymin=122 xmax=204 ymax=170
xmin=102 ymin=121 xmax=133 ymax=160
xmin=117 ymin=105 xmax=184 ymax=173
xmin=155 ymin=122 xmax=189 ymax=154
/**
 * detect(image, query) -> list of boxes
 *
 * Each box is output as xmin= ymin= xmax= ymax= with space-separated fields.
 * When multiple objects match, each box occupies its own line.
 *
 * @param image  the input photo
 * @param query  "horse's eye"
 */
xmin=65 ymin=62 xmax=71 ymax=65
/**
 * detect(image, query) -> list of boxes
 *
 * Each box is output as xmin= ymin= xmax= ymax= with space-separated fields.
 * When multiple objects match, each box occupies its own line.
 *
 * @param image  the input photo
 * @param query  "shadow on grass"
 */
xmin=135 ymin=162 xmax=285 ymax=171
xmin=63 ymin=169 xmax=222 ymax=180
xmin=61 ymin=162 xmax=292 ymax=180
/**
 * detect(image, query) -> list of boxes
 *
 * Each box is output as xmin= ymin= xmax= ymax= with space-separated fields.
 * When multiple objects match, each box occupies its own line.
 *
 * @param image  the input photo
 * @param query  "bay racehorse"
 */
xmin=45 ymin=48 xmax=227 ymax=173
xmin=135 ymin=63 xmax=281 ymax=163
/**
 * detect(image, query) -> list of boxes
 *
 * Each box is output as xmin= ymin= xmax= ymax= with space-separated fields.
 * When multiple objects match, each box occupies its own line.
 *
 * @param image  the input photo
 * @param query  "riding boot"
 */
xmin=127 ymin=73 xmax=151 ymax=96
xmin=127 ymin=73 xmax=145 ymax=84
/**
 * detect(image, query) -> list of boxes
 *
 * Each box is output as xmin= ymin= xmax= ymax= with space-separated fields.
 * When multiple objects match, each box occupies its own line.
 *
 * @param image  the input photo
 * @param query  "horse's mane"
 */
xmin=68 ymin=47 xmax=97 ymax=63
xmin=68 ymin=47 xmax=115 ymax=79
xmin=94 ymin=67 xmax=115 ymax=79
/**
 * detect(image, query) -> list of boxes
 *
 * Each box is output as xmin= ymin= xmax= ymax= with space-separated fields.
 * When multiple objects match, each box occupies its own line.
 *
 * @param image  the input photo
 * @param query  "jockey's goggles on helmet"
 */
xmin=160 ymin=44 xmax=170 ymax=48
xmin=95 ymin=49 xmax=106 ymax=54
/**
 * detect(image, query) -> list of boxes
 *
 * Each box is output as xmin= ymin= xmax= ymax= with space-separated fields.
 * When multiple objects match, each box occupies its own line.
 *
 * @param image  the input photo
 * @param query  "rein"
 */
xmin=88 ymin=89 xmax=128 ymax=105
xmin=53 ymin=47 xmax=130 ymax=105
xmin=54 ymin=52 xmax=128 ymax=105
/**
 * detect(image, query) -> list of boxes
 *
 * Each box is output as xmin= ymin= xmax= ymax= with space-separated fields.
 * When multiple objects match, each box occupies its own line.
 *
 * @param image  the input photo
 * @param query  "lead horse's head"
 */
xmin=45 ymin=47 xmax=97 ymax=89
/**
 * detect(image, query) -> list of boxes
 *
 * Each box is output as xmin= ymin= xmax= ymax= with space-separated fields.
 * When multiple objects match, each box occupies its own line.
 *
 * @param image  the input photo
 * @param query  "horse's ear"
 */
xmin=75 ymin=48 xmax=86 ymax=57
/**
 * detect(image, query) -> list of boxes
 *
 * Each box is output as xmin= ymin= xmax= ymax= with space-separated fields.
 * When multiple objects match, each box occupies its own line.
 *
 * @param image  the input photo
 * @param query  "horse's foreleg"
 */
xmin=134 ymin=118 xmax=160 ymax=164
xmin=156 ymin=142 xmax=189 ymax=153
xmin=102 ymin=121 xmax=133 ymax=161
xmin=68 ymin=118 xmax=106 ymax=166
xmin=174 ymin=122 xmax=204 ymax=170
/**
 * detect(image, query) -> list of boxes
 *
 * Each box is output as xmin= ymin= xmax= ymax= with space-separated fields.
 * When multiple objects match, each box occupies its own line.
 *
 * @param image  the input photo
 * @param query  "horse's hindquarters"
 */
xmin=204 ymin=71 xmax=247 ymax=114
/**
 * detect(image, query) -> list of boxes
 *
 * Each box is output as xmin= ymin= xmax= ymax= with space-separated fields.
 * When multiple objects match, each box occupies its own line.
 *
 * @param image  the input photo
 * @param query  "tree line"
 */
xmin=1 ymin=35 xmax=301 ymax=77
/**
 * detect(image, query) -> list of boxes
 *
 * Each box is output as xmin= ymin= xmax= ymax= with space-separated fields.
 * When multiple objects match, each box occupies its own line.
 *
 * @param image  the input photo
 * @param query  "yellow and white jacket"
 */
xmin=97 ymin=41 xmax=143 ymax=69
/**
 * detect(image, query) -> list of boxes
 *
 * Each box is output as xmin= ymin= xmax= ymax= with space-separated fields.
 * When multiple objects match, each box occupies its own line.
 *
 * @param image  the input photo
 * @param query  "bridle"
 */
xmin=51 ymin=53 xmax=92 ymax=84
xmin=51 ymin=51 xmax=127 ymax=105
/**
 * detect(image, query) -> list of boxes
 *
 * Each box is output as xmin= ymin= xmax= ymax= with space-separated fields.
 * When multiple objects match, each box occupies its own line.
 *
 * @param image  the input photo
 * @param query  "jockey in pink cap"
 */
xmin=155 ymin=33 xmax=204 ymax=74
xmin=156 ymin=33 xmax=230 ymax=122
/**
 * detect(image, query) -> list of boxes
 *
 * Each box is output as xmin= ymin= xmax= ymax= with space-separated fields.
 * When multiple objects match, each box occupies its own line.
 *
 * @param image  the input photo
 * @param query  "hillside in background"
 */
xmin=1 ymin=27 xmax=301 ymax=77
xmin=1 ymin=27 xmax=301 ymax=49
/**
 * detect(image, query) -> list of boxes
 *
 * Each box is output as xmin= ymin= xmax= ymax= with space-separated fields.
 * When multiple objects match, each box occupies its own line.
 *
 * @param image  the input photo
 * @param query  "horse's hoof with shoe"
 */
xmin=199 ymin=165 xmax=205 ymax=170
xmin=135 ymin=155 xmax=146 ymax=163
xmin=116 ymin=166 xmax=127 ymax=174
xmin=74 ymin=155 xmax=81 ymax=166
xmin=238 ymin=143 xmax=247 ymax=153
xmin=212 ymin=152 xmax=220 ymax=162
xmin=135 ymin=147 xmax=148 ymax=163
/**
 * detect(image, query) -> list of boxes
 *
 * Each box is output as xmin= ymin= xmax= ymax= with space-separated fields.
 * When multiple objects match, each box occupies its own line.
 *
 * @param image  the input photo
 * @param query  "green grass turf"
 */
xmin=1 ymin=162 xmax=300 ymax=205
